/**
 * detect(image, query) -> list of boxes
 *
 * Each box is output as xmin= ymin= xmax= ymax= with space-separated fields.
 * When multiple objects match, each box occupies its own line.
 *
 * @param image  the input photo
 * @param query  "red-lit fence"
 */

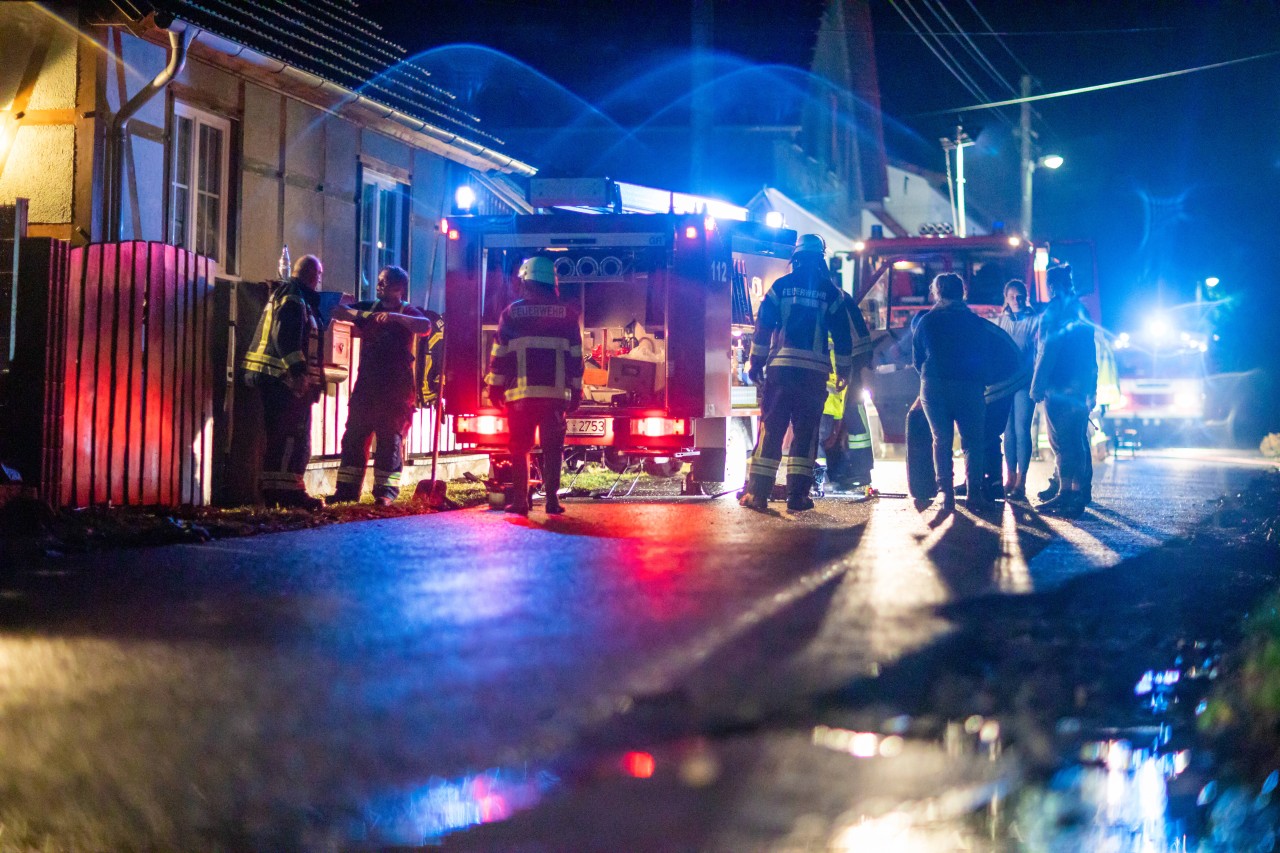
xmin=51 ymin=242 xmax=214 ymax=507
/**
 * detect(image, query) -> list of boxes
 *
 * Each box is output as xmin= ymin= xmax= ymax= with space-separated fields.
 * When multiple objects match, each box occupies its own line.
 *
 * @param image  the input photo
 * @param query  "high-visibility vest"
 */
xmin=485 ymin=297 xmax=584 ymax=403
xmin=241 ymin=279 xmax=321 ymax=382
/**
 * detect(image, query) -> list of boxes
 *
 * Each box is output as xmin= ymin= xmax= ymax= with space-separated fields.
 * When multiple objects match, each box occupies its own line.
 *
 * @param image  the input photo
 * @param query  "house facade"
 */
xmin=0 ymin=0 xmax=534 ymax=310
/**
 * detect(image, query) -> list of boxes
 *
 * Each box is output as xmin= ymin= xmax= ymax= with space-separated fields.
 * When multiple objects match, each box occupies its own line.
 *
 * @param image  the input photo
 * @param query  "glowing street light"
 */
xmin=1039 ymin=154 xmax=1064 ymax=170
xmin=1205 ymin=276 xmax=1220 ymax=289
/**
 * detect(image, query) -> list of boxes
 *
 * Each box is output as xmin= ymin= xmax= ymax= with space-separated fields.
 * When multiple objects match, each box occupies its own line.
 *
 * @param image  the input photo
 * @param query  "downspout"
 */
xmin=104 ymin=25 xmax=188 ymax=241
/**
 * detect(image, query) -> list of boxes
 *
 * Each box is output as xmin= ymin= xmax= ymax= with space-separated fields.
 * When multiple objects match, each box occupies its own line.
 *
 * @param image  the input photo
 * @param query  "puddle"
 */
xmin=351 ymin=766 xmax=559 ymax=846
xmin=421 ymin=640 xmax=1280 ymax=850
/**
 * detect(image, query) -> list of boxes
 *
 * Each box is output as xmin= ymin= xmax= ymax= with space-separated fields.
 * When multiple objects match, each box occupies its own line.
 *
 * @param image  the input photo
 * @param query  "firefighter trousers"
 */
xmin=334 ymin=401 xmax=411 ymax=502
xmin=746 ymin=367 xmax=827 ymax=500
xmin=507 ymin=398 xmax=568 ymax=511
xmin=259 ymin=379 xmax=314 ymax=496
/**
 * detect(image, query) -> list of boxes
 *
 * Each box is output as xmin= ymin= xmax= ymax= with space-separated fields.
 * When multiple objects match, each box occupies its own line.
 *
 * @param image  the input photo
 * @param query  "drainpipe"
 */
xmin=104 ymin=25 xmax=188 ymax=242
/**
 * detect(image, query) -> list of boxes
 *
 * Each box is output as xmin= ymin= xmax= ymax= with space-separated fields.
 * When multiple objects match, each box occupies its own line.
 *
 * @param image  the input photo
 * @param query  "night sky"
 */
xmin=364 ymin=0 xmax=1280 ymax=372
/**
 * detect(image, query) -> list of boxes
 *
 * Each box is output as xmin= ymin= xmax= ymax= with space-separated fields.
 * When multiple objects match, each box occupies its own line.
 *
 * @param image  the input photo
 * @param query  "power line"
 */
xmin=961 ymin=0 xmax=1032 ymax=79
xmin=888 ymin=0 xmax=992 ymax=107
xmin=921 ymin=0 xmax=1018 ymax=96
xmin=926 ymin=50 xmax=1280 ymax=114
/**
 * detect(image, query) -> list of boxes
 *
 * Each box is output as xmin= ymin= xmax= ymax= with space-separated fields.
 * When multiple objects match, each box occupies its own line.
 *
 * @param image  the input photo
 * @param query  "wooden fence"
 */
xmin=51 ymin=242 xmax=214 ymax=507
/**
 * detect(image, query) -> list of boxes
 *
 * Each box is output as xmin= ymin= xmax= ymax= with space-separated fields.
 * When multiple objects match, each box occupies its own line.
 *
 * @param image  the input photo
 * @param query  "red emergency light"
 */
xmin=457 ymin=414 xmax=508 ymax=435
xmin=631 ymin=417 xmax=685 ymax=437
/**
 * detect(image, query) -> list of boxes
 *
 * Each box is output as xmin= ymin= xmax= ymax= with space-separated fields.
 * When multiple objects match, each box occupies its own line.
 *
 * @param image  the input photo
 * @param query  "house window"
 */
xmin=169 ymin=102 xmax=231 ymax=266
xmin=358 ymin=169 xmax=409 ymax=301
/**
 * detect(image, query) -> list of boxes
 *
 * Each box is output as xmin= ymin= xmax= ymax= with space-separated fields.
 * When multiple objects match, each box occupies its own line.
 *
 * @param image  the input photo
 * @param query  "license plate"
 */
xmin=566 ymin=418 xmax=607 ymax=436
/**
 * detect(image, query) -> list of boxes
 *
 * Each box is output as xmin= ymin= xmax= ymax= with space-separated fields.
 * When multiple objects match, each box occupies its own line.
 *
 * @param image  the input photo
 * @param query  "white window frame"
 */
xmin=168 ymin=101 xmax=231 ymax=267
xmin=358 ymin=168 xmax=410 ymax=301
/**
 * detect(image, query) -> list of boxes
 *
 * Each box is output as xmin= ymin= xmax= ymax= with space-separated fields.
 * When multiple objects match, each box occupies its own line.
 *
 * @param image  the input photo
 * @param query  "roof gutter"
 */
xmin=104 ymin=25 xmax=187 ymax=241
xmin=151 ymin=21 xmax=536 ymax=177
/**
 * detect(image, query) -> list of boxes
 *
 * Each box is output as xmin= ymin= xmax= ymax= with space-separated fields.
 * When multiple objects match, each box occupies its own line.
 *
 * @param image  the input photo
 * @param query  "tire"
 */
xmin=603 ymin=446 xmax=633 ymax=474
xmin=905 ymin=399 xmax=936 ymax=501
xmin=690 ymin=417 xmax=753 ymax=495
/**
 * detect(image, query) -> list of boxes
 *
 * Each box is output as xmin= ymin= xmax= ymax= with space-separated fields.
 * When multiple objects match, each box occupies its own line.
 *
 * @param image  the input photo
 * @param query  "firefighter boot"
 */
xmin=786 ymin=476 xmax=815 ymax=512
xmin=739 ymin=475 xmax=771 ymax=511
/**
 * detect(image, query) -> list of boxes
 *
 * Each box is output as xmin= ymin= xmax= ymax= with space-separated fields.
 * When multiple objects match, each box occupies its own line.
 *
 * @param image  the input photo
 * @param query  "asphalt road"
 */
xmin=0 ymin=451 xmax=1273 ymax=851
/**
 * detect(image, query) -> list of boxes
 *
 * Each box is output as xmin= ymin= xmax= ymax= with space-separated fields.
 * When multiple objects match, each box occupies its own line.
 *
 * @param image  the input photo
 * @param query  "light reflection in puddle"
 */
xmin=360 ymin=766 xmax=558 ymax=844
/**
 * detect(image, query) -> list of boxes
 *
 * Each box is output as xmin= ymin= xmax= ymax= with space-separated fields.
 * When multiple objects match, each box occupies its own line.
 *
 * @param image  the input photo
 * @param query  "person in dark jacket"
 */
xmin=329 ymin=266 xmax=434 ymax=506
xmin=1031 ymin=264 xmax=1097 ymax=516
xmin=974 ymin=320 xmax=1028 ymax=501
xmin=485 ymin=256 xmax=584 ymax=516
xmin=912 ymin=272 xmax=995 ymax=511
xmin=240 ymin=254 xmax=327 ymax=510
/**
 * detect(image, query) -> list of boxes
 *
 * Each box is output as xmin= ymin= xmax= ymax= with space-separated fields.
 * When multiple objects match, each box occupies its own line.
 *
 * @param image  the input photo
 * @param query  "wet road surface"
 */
xmin=0 ymin=451 xmax=1273 ymax=850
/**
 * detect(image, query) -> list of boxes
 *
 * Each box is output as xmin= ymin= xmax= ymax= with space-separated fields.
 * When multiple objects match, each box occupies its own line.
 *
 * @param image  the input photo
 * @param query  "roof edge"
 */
xmin=133 ymin=17 xmax=536 ymax=176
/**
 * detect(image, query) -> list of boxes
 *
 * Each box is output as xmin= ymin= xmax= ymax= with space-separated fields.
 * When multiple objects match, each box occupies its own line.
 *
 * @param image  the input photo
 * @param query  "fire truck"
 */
xmin=850 ymin=234 xmax=1103 ymax=446
xmin=443 ymin=211 xmax=799 ymax=492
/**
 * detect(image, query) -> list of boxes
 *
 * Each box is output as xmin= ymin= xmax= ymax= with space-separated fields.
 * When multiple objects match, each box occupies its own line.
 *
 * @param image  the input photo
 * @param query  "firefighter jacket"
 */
xmin=241 ymin=278 xmax=322 ymax=391
xmin=485 ymin=295 xmax=584 ymax=404
xmin=345 ymin=299 xmax=428 ymax=416
xmin=416 ymin=309 xmax=445 ymax=406
xmin=1031 ymin=300 xmax=1097 ymax=403
xmin=751 ymin=263 xmax=853 ymax=377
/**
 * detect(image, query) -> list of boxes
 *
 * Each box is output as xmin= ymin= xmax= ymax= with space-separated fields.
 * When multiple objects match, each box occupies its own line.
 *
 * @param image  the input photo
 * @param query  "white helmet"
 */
xmin=518 ymin=256 xmax=556 ymax=287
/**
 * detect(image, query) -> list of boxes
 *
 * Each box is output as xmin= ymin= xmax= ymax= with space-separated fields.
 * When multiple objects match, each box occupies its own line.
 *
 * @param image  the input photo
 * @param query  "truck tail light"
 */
xmin=632 ymin=417 xmax=685 ymax=437
xmin=458 ymin=415 xmax=508 ymax=435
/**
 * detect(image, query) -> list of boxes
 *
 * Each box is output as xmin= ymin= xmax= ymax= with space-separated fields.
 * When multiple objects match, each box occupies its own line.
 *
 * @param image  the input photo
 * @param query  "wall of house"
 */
xmin=0 ymin=4 xmax=77 ymax=228
xmin=101 ymin=29 xmax=454 ymax=309
xmin=869 ymin=164 xmax=986 ymax=238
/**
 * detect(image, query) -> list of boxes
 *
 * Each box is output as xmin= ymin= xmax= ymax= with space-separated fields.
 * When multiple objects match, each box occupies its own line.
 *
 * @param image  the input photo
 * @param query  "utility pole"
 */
xmin=1019 ymin=74 xmax=1034 ymax=238
xmin=941 ymin=125 xmax=974 ymax=237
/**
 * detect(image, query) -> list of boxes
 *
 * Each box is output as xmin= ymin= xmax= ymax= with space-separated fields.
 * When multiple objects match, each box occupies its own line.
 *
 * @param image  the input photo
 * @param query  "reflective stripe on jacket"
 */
xmin=485 ymin=298 xmax=584 ymax=403
xmin=751 ymin=264 xmax=853 ymax=375
xmin=241 ymin=279 xmax=321 ymax=381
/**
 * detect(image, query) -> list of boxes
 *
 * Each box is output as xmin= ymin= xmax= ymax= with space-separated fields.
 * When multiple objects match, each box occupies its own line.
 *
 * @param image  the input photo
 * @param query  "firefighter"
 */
xmin=240 ymin=254 xmax=327 ymax=510
xmin=329 ymin=266 xmax=434 ymax=506
xmin=1031 ymin=264 xmax=1097 ymax=516
xmin=821 ymin=290 xmax=876 ymax=494
xmin=741 ymin=234 xmax=854 ymax=512
xmin=484 ymin=256 xmax=584 ymax=516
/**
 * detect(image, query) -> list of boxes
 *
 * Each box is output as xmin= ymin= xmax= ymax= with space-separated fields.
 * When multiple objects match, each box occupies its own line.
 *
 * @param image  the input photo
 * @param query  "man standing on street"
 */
xmin=485 ymin=256 xmax=583 ymax=516
xmin=241 ymin=254 xmax=327 ymax=510
xmin=912 ymin=272 xmax=994 ymax=512
xmin=741 ymin=234 xmax=853 ymax=512
xmin=329 ymin=266 xmax=434 ymax=506
xmin=1031 ymin=264 xmax=1097 ymax=517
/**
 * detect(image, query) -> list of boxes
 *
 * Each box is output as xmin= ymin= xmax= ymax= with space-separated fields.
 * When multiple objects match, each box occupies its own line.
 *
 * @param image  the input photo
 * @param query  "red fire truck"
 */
xmin=850 ymin=234 xmax=1101 ymax=445
xmin=443 ymin=211 xmax=799 ymax=491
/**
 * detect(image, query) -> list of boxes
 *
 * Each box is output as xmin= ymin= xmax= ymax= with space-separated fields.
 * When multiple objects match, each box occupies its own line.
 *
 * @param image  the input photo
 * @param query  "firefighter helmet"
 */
xmin=792 ymin=233 xmax=826 ymax=260
xmin=518 ymin=256 xmax=556 ymax=287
